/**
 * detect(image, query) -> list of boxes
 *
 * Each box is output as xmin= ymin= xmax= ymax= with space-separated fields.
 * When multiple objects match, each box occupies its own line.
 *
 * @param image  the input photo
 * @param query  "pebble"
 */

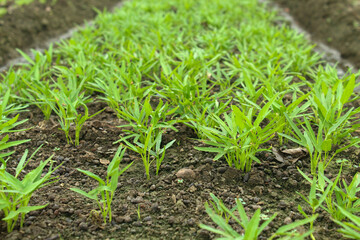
xmin=79 ymin=222 xmax=88 ymax=231
xmin=186 ymin=218 xmax=195 ymax=226
xmin=251 ymin=205 xmax=262 ymax=210
xmin=151 ymin=203 xmax=160 ymax=213
xmin=279 ymin=200 xmax=288 ymax=209
xmin=144 ymin=216 xmax=152 ymax=222
xmin=133 ymin=221 xmax=142 ymax=227
xmin=197 ymin=229 xmax=211 ymax=240
xmin=288 ymin=179 xmax=298 ymax=187
xmin=176 ymin=168 xmax=196 ymax=180
xmin=284 ymin=216 xmax=293 ymax=225
xmin=131 ymin=196 xmax=144 ymax=204
xmin=270 ymin=192 xmax=278 ymax=198
xmin=218 ymin=167 xmax=227 ymax=174
xmin=188 ymin=185 xmax=197 ymax=193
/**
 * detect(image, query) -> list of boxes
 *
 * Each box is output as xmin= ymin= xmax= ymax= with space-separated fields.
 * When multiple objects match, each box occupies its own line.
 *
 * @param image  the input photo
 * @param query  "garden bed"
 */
xmin=0 ymin=0 xmax=360 ymax=240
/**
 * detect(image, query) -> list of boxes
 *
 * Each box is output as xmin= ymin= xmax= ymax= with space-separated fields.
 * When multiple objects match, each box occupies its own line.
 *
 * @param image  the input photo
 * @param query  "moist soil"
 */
xmin=1 ymin=102 xmax=360 ymax=240
xmin=273 ymin=0 xmax=360 ymax=69
xmin=0 ymin=0 xmax=122 ymax=67
xmin=1 ymin=0 xmax=360 ymax=240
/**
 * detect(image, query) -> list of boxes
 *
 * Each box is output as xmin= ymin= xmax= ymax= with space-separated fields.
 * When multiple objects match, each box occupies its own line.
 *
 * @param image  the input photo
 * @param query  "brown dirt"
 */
xmin=0 ymin=0 xmax=122 ymax=67
xmin=1 ymin=0 xmax=360 ymax=239
xmin=273 ymin=0 xmax=360 ymax=69
xmin=2 ymin=101 xmax=359 ymax=240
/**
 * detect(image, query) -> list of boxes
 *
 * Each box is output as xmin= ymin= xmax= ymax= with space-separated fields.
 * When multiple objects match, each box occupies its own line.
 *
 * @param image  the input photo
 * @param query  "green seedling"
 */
xmin=152 ymin=62 xmax=216 ymax=116
xmin=16 ymin=47 xmax=54 ymax=120
xmin=0 ymin=89 xmax=28 ymax=123
xmin=0 ymin=92 xmax=30 ymax=161
xmin=86 ymin=60 xmax=153 ymax=111
xmin=0 ymin=146 xmax=61 ymax=232
xmin=306 ymin=71 xmax=360 ymax=145
xmin=333 ymin=205 xmax=360 ymax=239
xmin=279 ymin=114 xmax=360 ymax=175
xmin=200 ymin=193 xmax=316 ymax=240
xmin=116 ymin=97 xmax=178 ymax=143
xmin=70 ymin=146 xmax=133 ymax=224
xmin=297 ymin=165 xmax=334 ymax=240
xmin=50 ymin=75 xmax=104 ymax=146
xmin=332 ymin=173 xmax=360 ymax=221
xmin=183 ymin=97 xmax=232 ymax=139
xmin=269 ymin=91 xmax=311 ymax=145
xmin=118 ymin=125 xmax=175 ymax=179
xmin=195 ymin=96 xmax=281 ymax=172
xmin=207 ymin=193 xmax=237 ymax=223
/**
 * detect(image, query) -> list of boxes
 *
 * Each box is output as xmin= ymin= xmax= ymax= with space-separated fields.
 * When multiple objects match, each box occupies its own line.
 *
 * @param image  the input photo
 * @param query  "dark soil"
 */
xmin=1 ymin=102 xmax=359 ymax=240
xmin=1 ymin=0 xmax=360 ymax=239
xmin=0 ymin=0 xmax=122 ymax=67
xmin=273 ymin=0 xmax=360 ymax=69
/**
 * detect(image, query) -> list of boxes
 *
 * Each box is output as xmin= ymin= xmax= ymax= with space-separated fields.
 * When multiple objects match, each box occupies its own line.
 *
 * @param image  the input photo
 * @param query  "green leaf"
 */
xmin=3 ymin=204 xmax=49 ymax=221
xmin=76 ymin=169 xmax=105 ymax=185
xmin=70 ymin=188 xmax=98 ymax=201
xmin=341 ymin=75 xmax=355 ymax=105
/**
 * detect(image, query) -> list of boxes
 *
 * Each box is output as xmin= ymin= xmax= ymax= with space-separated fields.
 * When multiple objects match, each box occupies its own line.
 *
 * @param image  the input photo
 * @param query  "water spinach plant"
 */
xmin=70 ymin=146 xmax=133 ymax=224
xmin=0 ymin=147 xmax=61 ymax=232
xmin=200 ymin=193 xmax=317 ymax=240
xmin=195 ymin=96 xmax=281 ymax=172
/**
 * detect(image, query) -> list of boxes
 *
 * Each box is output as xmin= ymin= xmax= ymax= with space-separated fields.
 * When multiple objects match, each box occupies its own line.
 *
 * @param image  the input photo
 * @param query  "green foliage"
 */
xmin=279 ymin=114 xmax=360 ymax=175
xmin=195 ymin=97 xmax=281 ymax=172
xmin=116 ymin=97 xmax=178 ymax=179
xmin=200 ymin=193 xmax=316 ymax=240
xmin=49 ymin=70 xmax=104 ymax=146
xmin=307 ymin=70 xmax=360 ymax=146
xmin=70 ymin=146 xmax=133 ymax=224
xmin=0 ymin=146 xmax=61 ymax=232
xmin=333 ymin=206 xmax=360 ymax=239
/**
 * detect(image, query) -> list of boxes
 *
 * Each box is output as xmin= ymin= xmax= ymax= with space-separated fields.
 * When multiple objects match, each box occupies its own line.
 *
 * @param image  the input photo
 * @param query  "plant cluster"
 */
xmin=0 ymin=0 xmax=360 ymax=237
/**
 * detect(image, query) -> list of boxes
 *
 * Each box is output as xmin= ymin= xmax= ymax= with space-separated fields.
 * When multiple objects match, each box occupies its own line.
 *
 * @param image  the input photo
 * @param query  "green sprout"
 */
xmin=0 ymin=146 xmax=62 ymax=232
xmin=70 ymin=146 xmax=133 ymax=224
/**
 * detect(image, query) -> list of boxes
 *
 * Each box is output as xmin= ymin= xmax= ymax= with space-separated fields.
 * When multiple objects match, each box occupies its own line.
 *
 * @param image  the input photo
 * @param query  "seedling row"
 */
xmin=1 ymin=0 xmax=360 ymax=239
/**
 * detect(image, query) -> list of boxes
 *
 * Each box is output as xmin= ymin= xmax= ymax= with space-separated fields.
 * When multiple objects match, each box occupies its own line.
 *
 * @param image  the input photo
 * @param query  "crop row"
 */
xmin=1 ymin=0 xmax=360 ymax=238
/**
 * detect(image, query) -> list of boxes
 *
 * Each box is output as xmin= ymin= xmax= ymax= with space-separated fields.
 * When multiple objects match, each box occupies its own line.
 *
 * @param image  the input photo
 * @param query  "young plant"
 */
xmin=207 ymin=193 xmax=237 ymax=223
xmin=308 ymin=74 xmax=360 ymax=145
xmin=195 ymin=96 xmax=281 ymax=172
xmin=50 ymin=76 xmax=104 ymax=146
xmin=332 ymin=173 xmax=360 ymax=221
xmin=0 ymin=91 xmax=30 ymax=161
xmin=118 ymin=125 xmax=175 ymax=179
xmin=86 ymin=61 xmax=153 ymax=111
xmin=183 ymin=97 xmax=232 ymax=139
xmin=200 ymin=193 xmax=316 ymax=240
xmin=116 ymin=96 xmax=179 ymax=143
xmin=70 ymin=146 xmax=133 ymax=224
xmin=297 ymin=165 xmax=334 ymax=240
xmin=333 ymin=205 xmax=360 ymax=239
xmin=0 ymin=146 xmax=61 ymax=232
xmin=279 ymin=114 xmax=360 ymax=175
xmin=269 ymin=91 xmax=311 ymax=145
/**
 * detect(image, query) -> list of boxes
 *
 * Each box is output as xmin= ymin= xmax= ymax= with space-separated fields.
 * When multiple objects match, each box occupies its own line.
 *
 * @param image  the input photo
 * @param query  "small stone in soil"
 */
xmin=284 ymin=216 xmax=293 ymax=225
xmin=79 ymin=222 xmax=88 ymax=231
xmin=176 ymin=168 xmax=196 ymax=180
xmin=133 ymin=221 xmax=142 ymax=227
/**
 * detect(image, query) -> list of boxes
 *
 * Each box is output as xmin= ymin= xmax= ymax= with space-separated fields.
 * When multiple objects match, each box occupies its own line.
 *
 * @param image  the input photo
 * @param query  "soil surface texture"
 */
xmin=273 ymin=0 xmax=360 ymax=69
xmin=0 ymin=0 xmax=122 ymax=67
xmin=1 ymin=102 xmax=359 ymax=240
xmin=1 ymin=0 xmax=360 ymax=240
